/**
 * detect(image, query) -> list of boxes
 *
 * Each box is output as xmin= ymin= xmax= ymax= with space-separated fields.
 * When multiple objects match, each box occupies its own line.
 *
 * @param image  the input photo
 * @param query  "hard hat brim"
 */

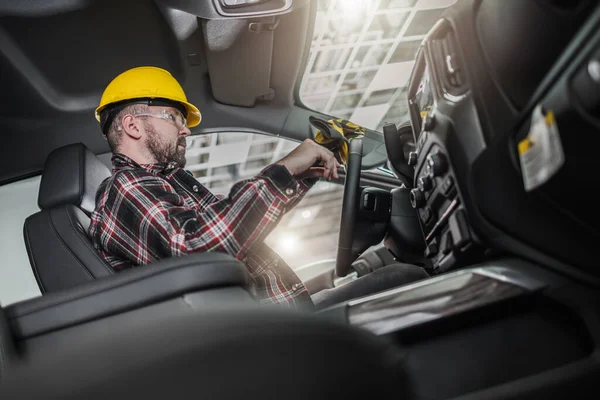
xmin=181 ymin=100 xmax=201 ymax=128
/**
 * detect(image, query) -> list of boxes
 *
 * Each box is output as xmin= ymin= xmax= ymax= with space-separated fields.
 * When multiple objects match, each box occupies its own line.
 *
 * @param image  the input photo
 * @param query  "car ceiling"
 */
xmin=0 ymin=0 xmax=322 ymax=184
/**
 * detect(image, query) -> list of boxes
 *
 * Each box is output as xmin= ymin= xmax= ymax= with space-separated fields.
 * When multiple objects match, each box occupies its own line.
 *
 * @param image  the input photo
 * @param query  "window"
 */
xmin=0 ymin=176 xmax=43 ymax=306
xmin=299 ymin=0 xmax=457 ymax=132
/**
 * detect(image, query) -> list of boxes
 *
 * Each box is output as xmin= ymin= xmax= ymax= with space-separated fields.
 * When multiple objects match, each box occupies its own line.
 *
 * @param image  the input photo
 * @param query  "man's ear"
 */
xmin=121 ymin=114 xmax=143 ymax=140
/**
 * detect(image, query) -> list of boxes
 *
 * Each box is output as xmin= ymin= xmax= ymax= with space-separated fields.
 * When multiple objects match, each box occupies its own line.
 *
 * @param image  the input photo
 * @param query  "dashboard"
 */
xmin=340 ymin=4 xmax=600 ymax=395
xmin=397 ymin=0 xmax=600 ymax=278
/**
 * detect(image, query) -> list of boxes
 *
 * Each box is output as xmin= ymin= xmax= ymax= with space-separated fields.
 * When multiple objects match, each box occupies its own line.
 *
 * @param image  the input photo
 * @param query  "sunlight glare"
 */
xmin=277 ymin=233 xmax=300 ymax=255
xmin=339 ymin=0 xmax=371 ymax=19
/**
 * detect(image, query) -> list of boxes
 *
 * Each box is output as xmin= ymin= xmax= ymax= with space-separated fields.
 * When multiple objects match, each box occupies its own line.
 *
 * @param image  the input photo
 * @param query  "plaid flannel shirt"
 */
xmin=88 ymin=153 xmax=314 ymax=309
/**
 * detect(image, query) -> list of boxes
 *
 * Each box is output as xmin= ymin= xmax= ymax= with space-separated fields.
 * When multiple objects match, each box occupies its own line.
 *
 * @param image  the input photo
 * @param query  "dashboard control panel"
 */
xmin=410 ymin=142 xmax=472 ymax=272
xmin=405 ymin=20 xmax=481 ymax=274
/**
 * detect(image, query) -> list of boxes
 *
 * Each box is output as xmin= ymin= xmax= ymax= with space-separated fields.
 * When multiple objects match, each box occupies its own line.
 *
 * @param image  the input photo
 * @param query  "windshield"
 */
xmin=299 ymin=0 xmax=457 ymax=131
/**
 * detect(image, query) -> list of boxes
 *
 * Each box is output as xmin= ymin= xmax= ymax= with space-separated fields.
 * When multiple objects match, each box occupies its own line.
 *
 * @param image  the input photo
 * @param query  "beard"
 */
xmin=144 ymin=122 xmax=187 ymax=167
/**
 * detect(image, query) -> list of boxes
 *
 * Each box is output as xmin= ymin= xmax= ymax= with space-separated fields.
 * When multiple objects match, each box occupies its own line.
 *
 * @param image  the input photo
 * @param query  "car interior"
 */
xmin=1 ymin=0 xmax=600 ymax=398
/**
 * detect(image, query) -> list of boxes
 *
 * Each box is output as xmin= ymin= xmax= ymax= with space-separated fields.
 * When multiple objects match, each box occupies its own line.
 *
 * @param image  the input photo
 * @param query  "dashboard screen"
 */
xmin=414 ymin=64 xmax=434 ymax=123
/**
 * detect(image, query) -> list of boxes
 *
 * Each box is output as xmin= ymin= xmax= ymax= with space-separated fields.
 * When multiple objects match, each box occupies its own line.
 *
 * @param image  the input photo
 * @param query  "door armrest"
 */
xmin=5 ymin=252 xmax=249 ymax=339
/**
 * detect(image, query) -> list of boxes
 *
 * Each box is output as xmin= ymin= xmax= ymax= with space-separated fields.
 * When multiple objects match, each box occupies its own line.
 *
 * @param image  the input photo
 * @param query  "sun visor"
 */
xmin=202 ymin=17 xmax=276 ymax=107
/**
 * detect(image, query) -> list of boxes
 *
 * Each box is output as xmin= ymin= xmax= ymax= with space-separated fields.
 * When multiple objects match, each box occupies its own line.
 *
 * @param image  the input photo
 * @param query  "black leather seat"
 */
xmin=23 ymin=143 xmax=115 ymax=293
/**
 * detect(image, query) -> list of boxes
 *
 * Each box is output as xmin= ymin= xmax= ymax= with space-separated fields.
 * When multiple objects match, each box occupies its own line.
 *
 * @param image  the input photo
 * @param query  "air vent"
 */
xmin=431 ymin=29 xmax=465 ymax=95
xmin=441 ymin=31 xmax=463 ymax=87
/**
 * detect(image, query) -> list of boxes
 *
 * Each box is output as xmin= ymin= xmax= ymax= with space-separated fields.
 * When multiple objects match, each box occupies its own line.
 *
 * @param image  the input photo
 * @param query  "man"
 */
xmin=90 ymin=66 xmax=430 ymax=311
xmin=89 ymin=66 xmax=341 ymax=309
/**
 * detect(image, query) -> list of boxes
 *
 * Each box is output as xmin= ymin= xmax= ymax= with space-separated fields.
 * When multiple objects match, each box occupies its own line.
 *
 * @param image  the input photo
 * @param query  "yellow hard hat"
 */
xmin=95 ymin=66 xmax=201 ymax=131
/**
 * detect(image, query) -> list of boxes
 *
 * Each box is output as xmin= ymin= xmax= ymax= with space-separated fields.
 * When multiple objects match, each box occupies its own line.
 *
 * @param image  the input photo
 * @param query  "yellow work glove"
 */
xmin=309 ymin=116 xmax=366 ymax=165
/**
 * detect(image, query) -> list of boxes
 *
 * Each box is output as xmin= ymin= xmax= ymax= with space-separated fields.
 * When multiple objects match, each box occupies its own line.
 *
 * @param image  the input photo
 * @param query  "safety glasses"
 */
xmin=133 ymin=109 xmax=187 ymax=130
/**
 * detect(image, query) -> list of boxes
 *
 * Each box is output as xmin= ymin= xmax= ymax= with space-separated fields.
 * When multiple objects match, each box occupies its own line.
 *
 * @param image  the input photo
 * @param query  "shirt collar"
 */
xmin=111 ymin=153 xmax=180 ymax=175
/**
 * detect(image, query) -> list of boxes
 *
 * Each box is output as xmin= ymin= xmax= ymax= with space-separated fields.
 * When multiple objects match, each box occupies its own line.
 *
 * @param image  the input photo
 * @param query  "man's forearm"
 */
xmin=182 ymin=164 xmax=308 ymax=259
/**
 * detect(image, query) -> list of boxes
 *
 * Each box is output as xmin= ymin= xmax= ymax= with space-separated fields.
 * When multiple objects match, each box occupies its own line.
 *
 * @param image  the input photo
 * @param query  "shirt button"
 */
xmin=193 ymin=185 xmax=199 ymax=193
xmin=285 ymin=188 xmax=294 ymax=195
xmin=292 ymin=283 xmax=302 ymax=291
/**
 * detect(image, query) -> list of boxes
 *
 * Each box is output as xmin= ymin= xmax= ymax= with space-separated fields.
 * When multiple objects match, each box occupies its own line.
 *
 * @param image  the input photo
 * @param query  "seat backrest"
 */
xmin=23 ymin=143 xmax=114 ymax=294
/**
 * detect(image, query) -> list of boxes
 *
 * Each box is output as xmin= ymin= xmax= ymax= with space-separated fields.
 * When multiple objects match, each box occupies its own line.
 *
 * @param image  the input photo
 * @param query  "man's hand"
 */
xmin=276 ymin=139 xmax=342 ymax=180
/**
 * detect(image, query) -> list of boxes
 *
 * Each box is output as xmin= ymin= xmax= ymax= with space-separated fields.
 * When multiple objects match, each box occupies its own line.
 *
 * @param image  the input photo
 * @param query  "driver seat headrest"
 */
xmin=38 ymin=143 xmax=111 ymax=215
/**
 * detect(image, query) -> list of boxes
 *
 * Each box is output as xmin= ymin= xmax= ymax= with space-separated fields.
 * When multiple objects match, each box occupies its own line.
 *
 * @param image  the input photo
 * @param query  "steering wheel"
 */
xmin=336 ymin=137 xmax=363 ymax=277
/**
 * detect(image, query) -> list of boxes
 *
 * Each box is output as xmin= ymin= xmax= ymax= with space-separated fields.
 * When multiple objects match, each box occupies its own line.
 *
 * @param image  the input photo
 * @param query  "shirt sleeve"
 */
xmin=98 ymin=164 xmax=311 ymax=264
xmin=287 ymin=176 xmax=319 ymax=211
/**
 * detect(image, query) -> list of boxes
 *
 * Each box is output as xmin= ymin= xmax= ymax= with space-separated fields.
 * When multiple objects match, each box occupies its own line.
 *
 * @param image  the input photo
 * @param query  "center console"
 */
xmin=317 ymin=257 xmax=599 ymax=400
xmin=347 ymin=264 xmax=542 ymax=335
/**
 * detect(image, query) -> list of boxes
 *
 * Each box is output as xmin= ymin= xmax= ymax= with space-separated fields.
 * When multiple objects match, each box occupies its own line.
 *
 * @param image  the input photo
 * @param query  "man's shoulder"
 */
xmin=113 ymin=169 xmax=170 ymax=184
xmin=101 ymin=169 xmax=173 ymax=195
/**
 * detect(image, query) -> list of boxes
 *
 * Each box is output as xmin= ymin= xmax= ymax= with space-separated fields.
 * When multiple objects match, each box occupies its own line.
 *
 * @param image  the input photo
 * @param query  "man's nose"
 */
xmin=180 ymin=126 xmax=191 ymax=137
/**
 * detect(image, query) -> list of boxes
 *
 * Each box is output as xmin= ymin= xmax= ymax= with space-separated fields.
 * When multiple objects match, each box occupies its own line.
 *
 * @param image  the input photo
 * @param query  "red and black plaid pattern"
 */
xmin=89 ymin=154 xmax=314 ymax=309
